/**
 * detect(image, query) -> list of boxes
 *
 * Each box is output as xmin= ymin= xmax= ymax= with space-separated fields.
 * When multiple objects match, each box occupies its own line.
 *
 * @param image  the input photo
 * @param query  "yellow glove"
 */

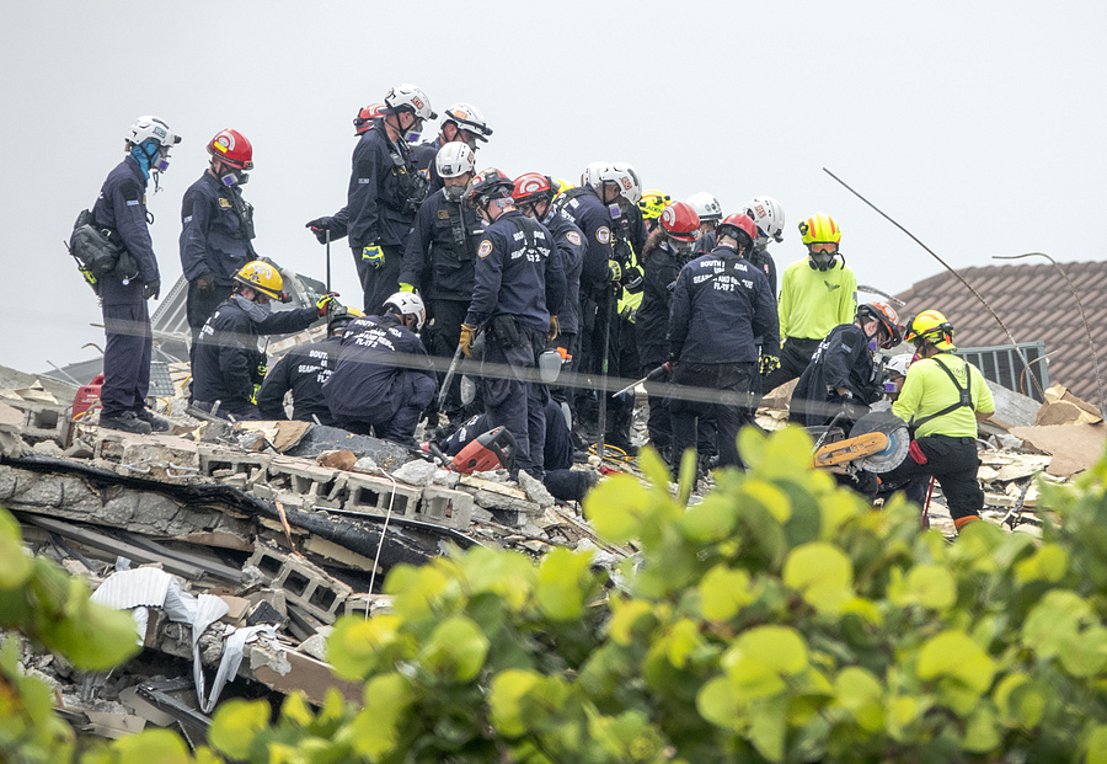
xmin=361 ymin=244 xmax=385 ymax=269
xmin=759 ymin=354 xmax=781 ymax=375
xmin=315 ymin=292 xmax=340 ymax=317
xmin=459 ymin=323 xmax=478 ymax=359
xmin=548 ymin=315 xmax=560 ymax=342
xmin=398 ymin=282 xmax=416 ymax=293
xmin=608 ymin=259 xmax=622 ymax=282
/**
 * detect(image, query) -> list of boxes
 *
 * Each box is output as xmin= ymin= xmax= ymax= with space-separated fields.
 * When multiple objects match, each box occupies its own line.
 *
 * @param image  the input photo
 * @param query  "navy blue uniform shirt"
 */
xmin=179 ymin=171 xmax=257 ymax=286
xmin=92 ymin=157 xmax=158 ymax=305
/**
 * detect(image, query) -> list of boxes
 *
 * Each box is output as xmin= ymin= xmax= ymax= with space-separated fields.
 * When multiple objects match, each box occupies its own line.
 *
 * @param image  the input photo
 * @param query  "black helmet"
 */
xmin=465 ymin=167 xmax=514 ymax=210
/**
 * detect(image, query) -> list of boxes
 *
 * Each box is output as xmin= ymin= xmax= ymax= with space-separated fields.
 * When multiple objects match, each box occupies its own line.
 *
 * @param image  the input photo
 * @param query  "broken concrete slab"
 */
xmin=1035 ymin=385 xmax=1104 ymax=426
xmin=247 ymin=640 xmax=361 ymax=706
xmin=285 ymin=424 xmax=412 ymax=471
xmin=1008 ymin=423 xmax=1107 ymax=478
xmin=518 ymin=470 xmax=555 ymax=508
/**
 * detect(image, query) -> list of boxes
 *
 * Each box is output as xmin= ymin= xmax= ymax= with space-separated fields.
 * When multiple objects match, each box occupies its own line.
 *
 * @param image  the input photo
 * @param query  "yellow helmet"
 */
xmin=904 ymin=309 xmax=955 ymax=350
xmin=638 ymin=189 xmax=671 ymax=221
xmin=798 ymin=212 xmax=841 ymax=245
xmin=234 ymin=260 xmax=284 ymax=300
xmin=554 ymin=178 xmax=575 ymax=198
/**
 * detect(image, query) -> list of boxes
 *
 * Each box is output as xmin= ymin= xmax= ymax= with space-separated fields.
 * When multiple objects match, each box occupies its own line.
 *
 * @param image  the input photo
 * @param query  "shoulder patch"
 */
xmin=477 ymin=239 xmax=493 ymax=259
xmin=437 ymin=209 xmax=450 ymax=220
xmin=565 ymin=230 xmax=582 ymax=247
xmin=120 ymin=180 xmax=141 ymax=202
xmin=596 ymin=226 xmax=611 ymax=245
xmin=217 ymin=197 xmax=233 ymax=209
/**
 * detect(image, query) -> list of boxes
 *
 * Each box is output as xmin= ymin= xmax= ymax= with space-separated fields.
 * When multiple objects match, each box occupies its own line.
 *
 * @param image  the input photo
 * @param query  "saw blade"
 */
xmin=851 ymin=410 xmax=910 ymax=473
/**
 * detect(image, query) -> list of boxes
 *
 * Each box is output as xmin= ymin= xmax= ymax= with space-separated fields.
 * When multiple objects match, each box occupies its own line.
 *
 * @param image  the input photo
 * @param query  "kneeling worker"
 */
xmin=192 ymin=260 xmax=338 ymax=420
xmin=880 ymin=310 xmax=994 ymax=534
xmin=323 ymin=292 xmax=436 ymax=444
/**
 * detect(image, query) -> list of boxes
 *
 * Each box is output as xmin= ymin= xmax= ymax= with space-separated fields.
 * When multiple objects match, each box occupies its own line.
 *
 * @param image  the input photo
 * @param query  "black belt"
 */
xmin=921 ymin=435 xmax=976 ymax=445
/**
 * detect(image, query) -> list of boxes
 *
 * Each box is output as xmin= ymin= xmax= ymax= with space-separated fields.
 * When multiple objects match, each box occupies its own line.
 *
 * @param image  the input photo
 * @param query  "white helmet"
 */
xmin=443 ymin=102 xmax=492 ymax=142
xmin=435 ymin=142 xmax=476 ymax=179
xmin=581 ymin=161 xmax=607 ymax=190
xmin=383 ymin=291 xmax=427 ymax=331
xmin=383 ymin=83 xmax=436 ymax=121
xmin=687 ymin=192 xmax=722 ymax=224
xmin=125 ymin=115 xmax=181 ymax=148
xmin=598 ymin=161 xmax=643 ymax=206
xmin=744 ymin=195 xmax=786 ymax=243
xmin=885 ymin=353 xmax=913 ymax=377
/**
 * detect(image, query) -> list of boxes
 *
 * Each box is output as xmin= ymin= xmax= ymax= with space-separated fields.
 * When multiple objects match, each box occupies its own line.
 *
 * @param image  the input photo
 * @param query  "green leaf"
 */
xmin=1088 ymin=724 xmax=1107 ymax=764
xmin=111 ymin=728 xmax=191 ymax=764
xmin=834 ymin=666 xmax=884 ymax=732
xmin=608 ymin=598 xmax=657 ymax=646
xmin=385 ymin=562 xmax=455 ymax=621
xmin=783 ymin=542 xmax=853 ymax=613
xmin=1022 ymin=589 xmax=1092 ymax=659
xmin=327 ymin=614 xmax=407 ymax=680
xmin=722 ymin=626 xmax=808 ymax=699
xmin=420 ymin=615 xmax=490 ymax=681
xmin=743 ymin=479 xmax=792 ymax=524
xmin=1058 ymin=625 xmax=1107 ymax=678
xmin=962 ymin=705 xmax=1001 ymax=754
xmin=759 ymin=425 xmax=817 ymax=478
xmin=352 ymin=672 xmax=415 ymax=760
xmin=209 ymin=698 xmax=271 ymax=760
xmin=584 ymin=474 xmax=649 ymax=543
xmin=993 ymin=672 xmax=1045 ymax=730
xmin=536 ymin=548 xmax=595 ymax=622
xmin=679 ymin=494 xmax=739 ymax=543
xmin=888 ymin=563 xmax=956 ymax=611
xmin=696 ymin=676 xmax=743 ymax=731
xmin=0 ymin=508 xmax=32 ymax=590
xmin=698 ymin=565 xmax=754 ymax=622
xmin=747 ymin=695 xmax=789 ymax=762
xmin=36 ymin=573 xmax=140 ymax=670
xmin=489 ymin=669 xmax=543 ymax=737
xmin=916 ymin=630 xmax=997 ymax=696
xmin=461 ymin=547 xmax=536 ymax=612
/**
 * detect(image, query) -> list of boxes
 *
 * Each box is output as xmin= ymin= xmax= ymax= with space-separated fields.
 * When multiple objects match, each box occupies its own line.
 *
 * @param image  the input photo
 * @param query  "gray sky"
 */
xmin=2 ymin=0 xmax=1104 ymax=377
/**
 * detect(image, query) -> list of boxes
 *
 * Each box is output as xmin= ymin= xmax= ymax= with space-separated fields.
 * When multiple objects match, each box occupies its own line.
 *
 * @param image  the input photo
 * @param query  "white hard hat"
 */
xmin=435 ymin=142 xmax=476 ymax=179
xmin=598 ymin=161 xmax=643 ymax=205
xmin=443 ymin=102 xmax=492 ymax=141
xmin=687 ymin=192 xmax=722 ymax=223
xmin=383 ymin=291 xmax=427 ymax=331
xmin=383 ymin=83 xmax=436 ymax=121
xmin=744 ymin=195 xmax=786 ymax=243
xmin=885 ymin=353 xmax=913 ymax=377
xmin=580 ymin=161 xmax=607 ymax=190
xmin=126 ymin=115 xmax=181 ymax=148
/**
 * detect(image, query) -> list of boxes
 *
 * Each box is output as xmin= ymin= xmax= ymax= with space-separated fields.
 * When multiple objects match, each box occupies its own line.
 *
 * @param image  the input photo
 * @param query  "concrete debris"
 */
xmin=390 ymin=458 xmax=437 ymax=486
xmin=518 ymin=470 xmax=555 ymax=508
xmin=1035 ymin=385 xmax=1103 ymax=426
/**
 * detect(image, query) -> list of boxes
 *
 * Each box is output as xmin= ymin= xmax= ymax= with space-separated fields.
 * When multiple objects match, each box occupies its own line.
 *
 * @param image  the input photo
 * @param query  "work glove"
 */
xmin=194 ymin=274 xmax=214 ymax=293
xmin=548 ymin=315 xmax=560 ymax=342
xmin=607 ymin=259 xmax=622 ymax=283
xmin=255 ymin=360 xmax=268 ymax=383
xmin=315 ymin=292 xmax=340 ymax=317
xmin=759 ymin=354 xmax=781 ymax=375
xmin=143 ymin=278 xmax=161 ymax=301
xmin=621 ymin=265 xmax=643 ymax=291
xmin=250 ymin=384 xmax=261 ymax=405
xmin=619 ymin=303 xmax=637 ymax=323
xmin=361 ymin=244 xmax=385 ymax=269
xmin=459 ymin=323 xmax=479 ymax=359
xmin=305 ymin=217 xmax=335 ymax=244
xmin=398 ymin=282 xmax=417 ymax=294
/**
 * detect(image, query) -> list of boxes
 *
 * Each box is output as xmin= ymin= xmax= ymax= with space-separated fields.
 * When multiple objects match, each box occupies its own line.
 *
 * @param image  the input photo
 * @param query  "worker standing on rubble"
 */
xmin=323 ymin=292 xmax=436 ymax=443
xmin=459 ymin=169 xmax=566 ymax=478
xmin=763 ymin=213 xmax=857 ymax=392
xmin=179 ymin=129 xmax=258 ymax=364
xmin=636 ymin=201 xmax=699 ymax=458
xmin=789 ymin=302 xmax=902 ymax=428
xmin=667 ymin=213 xmax=779 ymax=472
xmin=397 ymin=143 xmax=481 ymax=415
xmin=256 ymin=309 xmax=358 ymax=424
xmin=93 ymin=116 xmax=181 ymax=435
xmin=409 ymin=102 xmax=493 ymax=195
xmin=880 ymin=310 xmax=995 ymax=534
xmin=192 ymin=261 xmax=338 ymax=421
xmin=305 ymin=84 xmax=436 ymax=314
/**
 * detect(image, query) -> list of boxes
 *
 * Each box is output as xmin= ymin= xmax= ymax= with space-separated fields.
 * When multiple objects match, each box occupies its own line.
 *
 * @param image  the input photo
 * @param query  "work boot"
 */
xmin=99 ymin=411 xmax=152 ymax=435
xmin=134 ymin=407 xmax=170 ymax=433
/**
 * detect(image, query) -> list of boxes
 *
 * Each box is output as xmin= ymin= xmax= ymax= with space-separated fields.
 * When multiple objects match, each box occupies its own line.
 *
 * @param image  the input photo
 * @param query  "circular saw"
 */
xmin=851 ymin=411 xmax=910 ymax=473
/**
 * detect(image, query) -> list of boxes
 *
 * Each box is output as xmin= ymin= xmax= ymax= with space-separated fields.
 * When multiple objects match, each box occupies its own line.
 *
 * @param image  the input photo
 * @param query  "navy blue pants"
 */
xmin=352 ymin=244 xmax=404 ymax=315
xmin=337 ymin=372 xmax=435 ymax=444
xmin=483 ymin=327 xmax=547 ymax=476
xmin=101 ymin=302 xmax=152 ymax=417
xmin=670 ymin=361 xmax=755 ymax=470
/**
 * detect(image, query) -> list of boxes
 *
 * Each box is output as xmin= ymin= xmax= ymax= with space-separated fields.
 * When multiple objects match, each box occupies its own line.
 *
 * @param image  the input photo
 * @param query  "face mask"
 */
xmin=153 ymin=148 xmax=171 ymax=173
xmin=671 ymin=240 xmax=693 ymax=257
xmin=809 ymin=252 xmax=836 ymax=271
xmin=868 ymin=338 xmax=879 ymax=352
xmin=221 ymin=170 xmax=249 ymax=187
xmin=233 ymin=293 xmax=272 ymax=322
xmin=443 ymin=185 xmax=466 ymax=203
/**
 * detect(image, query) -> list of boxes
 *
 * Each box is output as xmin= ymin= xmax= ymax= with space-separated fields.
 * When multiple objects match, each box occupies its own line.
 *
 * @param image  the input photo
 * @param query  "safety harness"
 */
xmin=909 ymin=354 xmax=974 ymax=430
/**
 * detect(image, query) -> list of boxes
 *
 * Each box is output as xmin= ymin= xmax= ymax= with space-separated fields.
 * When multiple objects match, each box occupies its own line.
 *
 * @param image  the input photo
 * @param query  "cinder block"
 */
xmin=246 ymin=544 xmax=352 ymax=624
xmin=8 ymin=401 xmax=70 ymax=446
xmin=343 ymin=473 xmax=422 ymax=520
xmin=419 ymin=486 xmax=474 ymax=530
xmin=198 ymin=445 xmax=271 ymax=482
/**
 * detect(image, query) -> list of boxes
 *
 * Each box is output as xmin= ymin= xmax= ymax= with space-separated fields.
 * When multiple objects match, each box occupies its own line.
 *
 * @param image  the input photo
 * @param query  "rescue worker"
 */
xmin=638 ymin=189 xmax=671 ymax=235
xmin=435 ymin=399 xmax=597 ymax=502
xmin=459 ymin=169 xmax=566 ymax=478
xmin=881 ymin=310 xmax=994 ymax=533
xmin=668 ymin=213 xmax=779 ymax=471
xmin=179 ymin=129 xmax=257 ymax=357
xmin=192 ymin=261 xmax=338 ymax=420
xmin=303 ymin=103 xmax=384 ymax=245
xmin=743 ymin=195 xmax=785 ymax=297
xmin=511 ymin=172 xmax=585 ymax=409
xmin=789 ymin=302 xmax=902 ymax=428
xmin=636 ymin=200 xmax=699 ymax=456
xmin=256 ymin=309 xmax=358 ymax=424
xmin=323 ymin=292 xmax=436 ymax=443
xmin=688 ymin=192 xmax=723 ymax=254
xmin=306 ymin=83 xmax=435 ymax=314
xmin=764 ymin=213 xmax=858 ymax=392
xmin=398 ymin=143 xmax=481 ymax=413
xmin=409 ymin=102 xmax=492 ymax=194
xmin=93 ymin=115 xmax=181 ymax=434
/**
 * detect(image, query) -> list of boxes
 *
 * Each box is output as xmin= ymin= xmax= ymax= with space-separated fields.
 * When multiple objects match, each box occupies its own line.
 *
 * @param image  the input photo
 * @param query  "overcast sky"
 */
xmin=2 ymin=1 xmax=1104 ymax=377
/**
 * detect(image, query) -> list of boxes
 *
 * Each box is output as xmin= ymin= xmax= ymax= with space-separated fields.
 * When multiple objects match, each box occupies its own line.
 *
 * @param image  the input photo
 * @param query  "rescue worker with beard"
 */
xmin=881 ymin=310 xmax=995 ymax=534
xmin=305 ymin=84 xmax=435 ymax=314
xmin=304 ymin=103 xmax=383 ymax=245
xmin=192 ymin=261 xmax=339 ymax=421
xmin=789 ymin=301 xmax=902 ymax=428
xmin=92 ymin=115 xmax=180 ymax=435
xmin=763 ymin=212 xmax=857 ymax=392
xmin=459 ymin=169 xmax=566 ymax=478
xmin=256 ymin=308 xmax=358 ymax=425
xmin=180 ymin=129 xmax=257 ymax=375
xmin=323 ymin=293 xmax=436 ymax=444
xmin=398 ymin=142 xmax=482 ymax=414
xmin=667 ymin=213 xmax=778 ymax=471
xmin=636 ymin=200 xmax=699 ymax=458
xmin=409 ymin=103 xmax=492 ymax=195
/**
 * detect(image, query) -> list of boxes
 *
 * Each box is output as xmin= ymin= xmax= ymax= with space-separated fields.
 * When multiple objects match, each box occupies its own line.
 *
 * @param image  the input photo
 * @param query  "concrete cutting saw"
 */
xmin=811 ymin=410 xmax=910 ymax=474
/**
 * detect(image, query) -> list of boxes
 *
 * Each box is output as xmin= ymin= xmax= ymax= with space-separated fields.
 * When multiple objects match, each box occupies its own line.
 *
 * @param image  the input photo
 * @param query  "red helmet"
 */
xmin=512 ymin=172 xmax=554 ymax=205
xmin=660 ymin=201 xmax=699 ymax=242
xmin=354 ymin=103 xmax=384 ymax=135
xmin=208 ymin=129 xmax=253 ymax=171
xmin=717 ymin=213 xmax=757 ymax=247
